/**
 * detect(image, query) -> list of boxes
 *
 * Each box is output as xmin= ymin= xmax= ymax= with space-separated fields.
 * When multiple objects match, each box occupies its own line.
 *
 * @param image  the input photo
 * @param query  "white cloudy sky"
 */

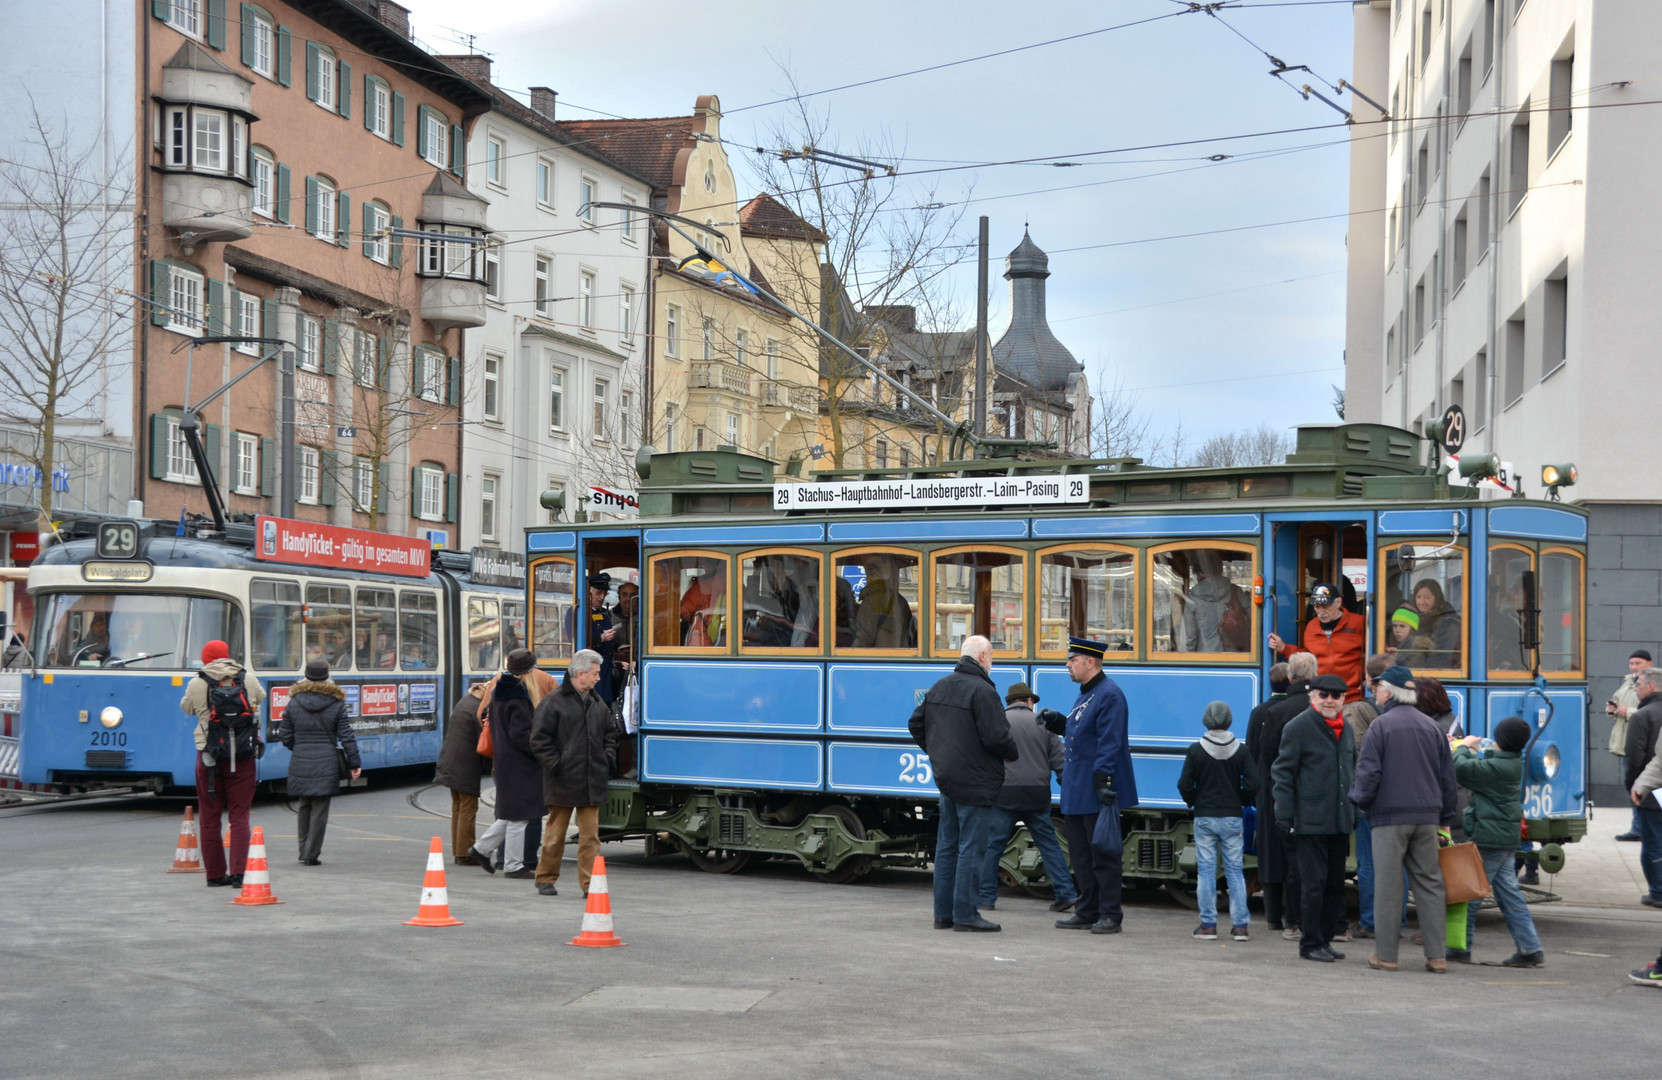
xmin=397 ymin=0 xmax=1359 ymax=454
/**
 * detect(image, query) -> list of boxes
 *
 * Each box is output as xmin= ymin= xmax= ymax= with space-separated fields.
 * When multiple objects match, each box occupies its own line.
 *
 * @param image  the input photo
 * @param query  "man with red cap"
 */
xmin=1268 ymin=582 xmax=1366 ymax=703
xmin=180 ymin=639 xmax=266 ymax=887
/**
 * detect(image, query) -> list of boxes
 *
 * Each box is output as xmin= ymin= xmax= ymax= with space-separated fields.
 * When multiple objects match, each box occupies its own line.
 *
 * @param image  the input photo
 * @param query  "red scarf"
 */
xmin=1322 ymin=713 xmax=1345 ymax=740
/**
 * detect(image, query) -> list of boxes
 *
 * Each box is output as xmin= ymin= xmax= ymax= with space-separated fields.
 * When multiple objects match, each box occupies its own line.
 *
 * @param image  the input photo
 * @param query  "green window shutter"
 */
xmin=449 ymin=124 xmax=464 ymax=177
xmin=319 ymin=451 xmax=336 ymax=506
xmin=152 ymin=0 xmax=170 ymax=20
xmin=409 ymin=466 xmax=421 ymax=516
xmin=363 ymin=76 xmax=375 ymax=131
xmin=204 ymin=423 xmax=223 ymax=486
xmin=391 ymin=93 xmax=405 ymax=147
xmin=305 ymin=42 xmax=319 ymax=102
xmin=376 ymin=336 xmax=390 ymax=390
xmin=263 ymin=299 xmax=279 ymax=347
xmin=388 ymin=215 xmax=402 ymax=268
xmin=149 ymin=414 xmax=171 ymax=480
xmin=362 ymin=200 xmax=375 ymax=258
xmin=239 ymin=3 xmax=255 ymax=66
xmin=274 ymin=162 xmax=290 ymax=223
xmin=415 ymin=106 xmax=428 ymax=159
xmin=336 ymin=190 xmax=350 ymax=247
xmin=338 ymin=61 xmax=351 ymax=118
xmin=260 ymin=437 xmax=276 ymax=496
xmin=206 ymin=278 xmax=226 ymax=336
xmin=205 ymin=0 xmax=226 ymax=49
xmin=445 ymin=472 xmax=458 ymax=523
xmin=275 ymin=25 xmax=291 ymax=87
xmin=150 ymin=260 xmax=171 ymax=326
xmin=304 ymin=175 xmax=319 ymax=234
xmin=447 ymin=356 xmax=461 ymax=406
xmin=378 ymin=462 xmax=390 ymax=514
xmin=322 ymin=319 xmax=339 ymax=375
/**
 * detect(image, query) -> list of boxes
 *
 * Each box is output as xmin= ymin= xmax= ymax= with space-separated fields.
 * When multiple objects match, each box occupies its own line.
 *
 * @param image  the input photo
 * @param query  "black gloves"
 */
xmin=1276 ymin=820 xmax=1294 ymax=838
xmin=1038 ymin=708 xmax=1068 ymax=735
xmin=1093 ymin=771 xmax=1115 ymax=806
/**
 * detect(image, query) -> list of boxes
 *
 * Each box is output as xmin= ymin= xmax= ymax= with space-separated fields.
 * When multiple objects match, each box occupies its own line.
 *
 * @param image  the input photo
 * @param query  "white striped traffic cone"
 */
xmin=167 ymin=806 xmax=204 ymax=873
xmin=567 ymin=855 xmax=624 ymax=948
xmin=229 ymin=826 xmax=283 ymax=906
xmin=405 ymin=836 xmax=463 ymax=927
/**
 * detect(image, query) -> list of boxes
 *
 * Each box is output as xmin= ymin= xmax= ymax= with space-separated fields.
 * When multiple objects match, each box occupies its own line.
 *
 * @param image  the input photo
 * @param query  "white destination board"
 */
xmin=773 ymin=474 xmax=1093 ymax=512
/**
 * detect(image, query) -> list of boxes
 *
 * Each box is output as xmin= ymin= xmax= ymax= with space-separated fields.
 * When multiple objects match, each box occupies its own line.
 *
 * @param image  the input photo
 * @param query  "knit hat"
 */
xmin=1202 ymin=701 xmax=1233 ymax=730
xmin=506 ymin=648 xmax=536 ymax=677
xmin=1494 ymin=716 xmax=1531 ymax=753
xmin=1378 ymin=665 xmax=1416 ymax=689
xmin=304 ymin=658 xmax=329 ymax=681
xmin=1633 ymin=649 xmax=1653 ymax=663
xmin=200 ymin=640 xmax=229 ymax=665
xmin=1391 ymin=608 xmax=1420 ymax=630
xmin=1005 ymin=682 xmax=1039 ymax=705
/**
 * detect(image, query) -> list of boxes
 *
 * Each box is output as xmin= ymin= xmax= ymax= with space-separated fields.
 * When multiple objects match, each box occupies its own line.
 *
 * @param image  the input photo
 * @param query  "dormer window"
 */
xmin=157 ymin=102 xmax=250 ymax=180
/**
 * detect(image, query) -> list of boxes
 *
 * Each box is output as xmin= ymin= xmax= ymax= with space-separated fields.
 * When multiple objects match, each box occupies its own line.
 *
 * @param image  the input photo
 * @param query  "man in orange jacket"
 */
xmin=1268 ymin=582 xmax=1366 ymax=703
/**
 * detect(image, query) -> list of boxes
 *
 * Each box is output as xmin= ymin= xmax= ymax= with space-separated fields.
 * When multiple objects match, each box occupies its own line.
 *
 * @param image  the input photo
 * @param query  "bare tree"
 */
xmin=1187 ymin=423 xmax=1296 ymax=468
xmin=1330 ymin=383 xmax=1345 ymax=420
xmin=0 ymin=103 xmax=132 ymax=525
xmin=1087 ymin=363 xmax=1154 ymax=459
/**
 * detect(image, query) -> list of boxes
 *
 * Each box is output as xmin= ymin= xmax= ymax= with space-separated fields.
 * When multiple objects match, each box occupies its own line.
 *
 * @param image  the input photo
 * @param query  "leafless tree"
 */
xmin=1087 ymin=363 xmax=1154 ymax=459
xmin=0 ymin=103 xmax=133 ymax=525
xmin=1331 ymin=383 xmax=1345 ymax=420
xmin=1186 ymin=423 xmax=1296 ymax=468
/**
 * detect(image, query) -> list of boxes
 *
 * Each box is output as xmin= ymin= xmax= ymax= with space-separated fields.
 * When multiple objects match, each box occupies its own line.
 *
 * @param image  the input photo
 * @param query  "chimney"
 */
xmin=375 ymin=0 xmax=410 ymax=38
xmin=529 ymin=86 xmax=557 ymax=120
xmin=438 ymin=54 xmax=493 ymax=85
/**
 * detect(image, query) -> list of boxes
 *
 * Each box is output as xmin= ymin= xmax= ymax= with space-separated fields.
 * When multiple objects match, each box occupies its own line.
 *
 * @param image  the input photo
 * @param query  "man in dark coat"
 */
xmin=469 ymin=650 xmax=544 ymax=878
xmin=1248 ymin=651 xmax=1316 ymax=937
xmin=277 ymin=658 xmax=359 ymax=866
xmin=584 ymin=574 xmax=620 ymax=704
xmin=1271 ymin=672 xmax=1357 ymax=963
xmin=530 ymin=649 xmax=618 ymax=897
xmin=1052 ymin=636 xmax=1139 ymax=935
xmin=1624 ymin=666 xmax=1662 ymax=907
xmin=436 ymin=684 xmax=488 ymax=865
xmin=909 ymin=635 xmax=1017 ymax=933
xmin=978 ymin=682 xmax=1076 ymax=914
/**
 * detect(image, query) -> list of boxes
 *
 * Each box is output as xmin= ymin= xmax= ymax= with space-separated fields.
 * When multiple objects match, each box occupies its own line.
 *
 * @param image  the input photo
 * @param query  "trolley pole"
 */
xmin=974 ymin=216 xmax=989 ymax=437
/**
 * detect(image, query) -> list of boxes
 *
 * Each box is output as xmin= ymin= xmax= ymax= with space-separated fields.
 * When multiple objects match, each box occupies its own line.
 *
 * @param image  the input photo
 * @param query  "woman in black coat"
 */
xmin=278 ymin=659 xmax=360 ymax=865
xmin=468 ymin=654 xmax=544 ymax=878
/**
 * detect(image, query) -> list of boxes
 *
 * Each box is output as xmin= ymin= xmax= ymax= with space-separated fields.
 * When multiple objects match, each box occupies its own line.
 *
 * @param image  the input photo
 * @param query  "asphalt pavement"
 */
xmin=2 ymin=780 xmax=1659 ymax=1080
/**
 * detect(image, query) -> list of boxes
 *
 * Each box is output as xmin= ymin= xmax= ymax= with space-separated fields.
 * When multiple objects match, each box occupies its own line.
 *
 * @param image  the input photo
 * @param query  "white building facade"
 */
xmin=1344 ymin=0 xmax=1662 ymax=804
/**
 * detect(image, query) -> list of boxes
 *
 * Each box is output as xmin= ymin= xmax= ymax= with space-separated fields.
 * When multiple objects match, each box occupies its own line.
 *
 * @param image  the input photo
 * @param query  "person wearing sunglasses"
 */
xmin=1268 ymin=582 xmax=1365 ymax=703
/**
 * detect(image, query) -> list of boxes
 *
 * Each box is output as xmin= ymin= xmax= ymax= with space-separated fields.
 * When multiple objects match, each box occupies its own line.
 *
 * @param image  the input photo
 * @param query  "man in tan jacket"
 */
xmin=180 ymin=639 xmax=266 ymax=887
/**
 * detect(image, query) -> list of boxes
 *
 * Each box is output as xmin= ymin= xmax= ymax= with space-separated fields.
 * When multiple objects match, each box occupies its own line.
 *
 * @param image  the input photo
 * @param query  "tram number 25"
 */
xmin=898 ymin=752 xmax=933 ymax=785
xmin=89 ymin=730 xmax=128 ymax=747
xmin=1522 ymin=783 xmax=1554 ymax=818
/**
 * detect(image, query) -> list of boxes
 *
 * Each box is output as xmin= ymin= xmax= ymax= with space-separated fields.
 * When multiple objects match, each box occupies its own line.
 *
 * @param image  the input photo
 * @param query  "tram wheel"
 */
xmin=813 ymin=804 xmax=871 ymax=884
xmin=672 ymin=837 xmax=753 ymax=874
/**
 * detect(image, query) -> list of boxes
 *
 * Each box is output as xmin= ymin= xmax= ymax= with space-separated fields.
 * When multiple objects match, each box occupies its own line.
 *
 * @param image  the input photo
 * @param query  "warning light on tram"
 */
xmin=99 ymin=706 xmax=123 ymax=729
xmin=1541 ymin=463 xmax=1577 ymax=489
xmin=1456 ymin=453 xmax=1500 ymax=481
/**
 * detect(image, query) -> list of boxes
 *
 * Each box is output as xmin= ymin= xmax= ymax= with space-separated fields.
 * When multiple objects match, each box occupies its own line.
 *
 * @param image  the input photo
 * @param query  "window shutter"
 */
xmin=392 ymin=93 xmax=405 ymax=146
xmin=305 ymin=42 xmax=319 ymax=102
xmin=322 ymin=319 xmax=339 ymax=375
xmin=263 ymin=299 xmax=278 ymax=348
xmin=275 ymin=25 xmax=291 ymax=87
xmin=149 ymin=414 xmax=171 ymax=479
xmin=376 ymin=336 xmax=390 ymax=390
xmin=319 ymin=451 xmax=336 ymax=506
xmin=363 ymin=75 xmax=374 ymax=131
xmin=415 ymin=106 xmax=428 ymax=159
xmin=378 ymin=462 xmax=390 ymax=513
xmin=410 ymin=466 xmax=421 ymax=516
xmin=362 ymin=200 xmax=375 ymax=258
xmin=149 ymin=260 xmax=171 ymax=326
xmin=449 ymin=124 xmax=465 ymax=177
xmin=445 ymin=472 xmax=458 ymax=523
xmin=447 ymin=356 xmax=461 ymax=406
xmin=205 ymin=0 xmax=226 ymax=49
xmin=335 ymin=190 xmax=350 ymax=247
xmin=204 ymin=423 xmax=223 ymax=487
xmin=338 ymin=61 xmax=352 ymax=118
xmin=152 ymin=0 xmax=170 ymax=20
xmin=239 ymin=3 xmax=255 ymax=66
xmin=304 ymin=175 xmax=319 ymax=234
xmin=274 ymin=162 xmax=290 ymax=223
xmin=206 ymin=278 xmax=226 ymax=336
xmin=260 ymin=437 xmax=276 ymax=495
xmin=411 ymin=349 xmax=424 ymax=397
xmin=388 ymin=215 xmax=402 ymax=268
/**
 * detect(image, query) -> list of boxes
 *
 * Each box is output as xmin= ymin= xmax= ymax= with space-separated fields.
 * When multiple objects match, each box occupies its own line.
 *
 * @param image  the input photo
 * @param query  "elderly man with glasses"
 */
xmin=1268 ymin=581 xmax=1366 ymax=703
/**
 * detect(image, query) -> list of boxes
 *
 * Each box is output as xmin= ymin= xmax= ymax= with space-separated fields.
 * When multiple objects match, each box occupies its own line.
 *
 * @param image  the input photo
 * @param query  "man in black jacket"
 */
xmin=530 ymin=649 xmax=618 ymax=897
xmin=1271 ymin=673 xmax=1357 ymax=963
xmin=1624 ymin=666 xmax=1662 ymax=907
xmin=909 ymin=635 xmax=1018 ymax=933
xmin=1249 ymin=652 xmax=1317 ymax=938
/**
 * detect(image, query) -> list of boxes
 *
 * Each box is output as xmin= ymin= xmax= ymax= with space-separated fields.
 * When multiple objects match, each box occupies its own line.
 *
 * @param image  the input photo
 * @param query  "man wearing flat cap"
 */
xmin=583 ymin=574 xmax=620 ymax=704
xmin=1271 ymin=671 xmax=1357 ymax=963
xmin=1051 ymin=636 xmax=1138 ymax=934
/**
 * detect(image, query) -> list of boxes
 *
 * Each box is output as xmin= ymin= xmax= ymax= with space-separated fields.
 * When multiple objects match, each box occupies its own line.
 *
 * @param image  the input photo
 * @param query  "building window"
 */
xmin=1548 ymin=54 xmax=1573 ymax=156
xmin=161 ymin=105 xmax=248 ymax=179
xmin=593 ymin=379 xmax=609 ymax=440
xmin=694 ymin=426 xmax=705 ymax=452
xmin=480 ymin=472 xmax=500 ymax=541
xmin=664 ymin=403 xmax=679 ymax=452
xmin=365 ymin=201 xmax=391 ymax=263
xmin=621 ymin=196 xmax=638 ymax=243
xmin=165 ymin=414 xmax=199 ymax=482
xmin=534 ymin=256 xmax=551 ymax=317
xmin=165 ymin=263 xmax=205 ymax=336
xmin=735 ymin=329 xmax=749 ymax=367
xmin=368 ymin=77 xmax=391 ymax=139
xmin=486 ymin=135 xmax=506 ymax=187
xmin=355 ymin=328 xmax=379 ymax=388
xmin=297 ymin=446 xmax=320 ymax=504
xmin=311 ymin=176 xmax=336 ymax=241
xmin=416 ymin=466 xmax=443 ymax=521
xmin=418 ymin=225 xmax=483 ymax=281
xmin=166 ymin=0 xmax=203 ymax=38
xmin=353 ymin=458 xmax=374 ymax=510
xmin=295 ymin=316 xmax=320 ymax=371
xmin=1508 ymin=109 xmax=1530 ymax=215
xmin=1544 ymin=273 xmax=1568 ymax=375
xmin=535 ymin=158 xmax=553 ymax=208
xmin=482 ymin=353 xmax=501 ymax=422
xmin=702 ymin=317 xmax=715 ymax=361
xmin=419 ymin=106 xmax=447 ymax=168
xmin=236 ymin=292 xmax=261 ymax=354
xmin=549 ymin=364 xmax=564 ymax=431
xmin=310 ymin=43 xmax=337 ymax=112
xmin=619 ymin=390 xmax=633 ymax=446
xmin=234 ymin=433 xmax=258 ymax=494
xmin=413 ymin=348 xmax=445 ymax=403
xmin=619 ymin=286 xmax=635 ymax=346
xmin=726 ymin=412 xmax=739 ymax=447
xmin=579 ymin=177 xmax=595 ymax=221
xmin=665 ymin=305 xmax=680 ymax=357
xmin=875 ymin=438 xmax=888 ymax=467
xmin=578 ymin=271 xmax=595 ymax=327
xmin=248 ymin=8 xmax=274 ymax=76
xmin=483 ymin=246 xmax=501 ymax=301
xmin=252 ymin=149 xmax=275 ymax=217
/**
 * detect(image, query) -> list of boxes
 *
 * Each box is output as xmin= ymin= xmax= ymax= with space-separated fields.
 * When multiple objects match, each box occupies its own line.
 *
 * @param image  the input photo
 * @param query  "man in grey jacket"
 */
xmin=978 ymin=683 xmax=1076 ymax=913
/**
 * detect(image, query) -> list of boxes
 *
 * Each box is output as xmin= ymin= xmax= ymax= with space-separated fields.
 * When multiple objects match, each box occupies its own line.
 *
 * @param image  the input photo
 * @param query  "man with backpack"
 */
xmin=181 ymin=639 xmax=266 ymax=887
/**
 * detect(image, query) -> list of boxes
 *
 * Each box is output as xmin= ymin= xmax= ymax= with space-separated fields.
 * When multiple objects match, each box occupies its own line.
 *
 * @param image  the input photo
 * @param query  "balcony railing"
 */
xmin=689 ymin=361 xmax=751 ymax=394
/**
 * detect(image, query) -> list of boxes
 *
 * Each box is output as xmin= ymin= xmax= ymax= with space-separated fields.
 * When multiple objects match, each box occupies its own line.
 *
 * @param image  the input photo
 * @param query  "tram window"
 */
xmin=35 ymin=592 xmax=233 ymax=669
xmin=251 ymin=578 xmax=303 ymax=670
xmin=650 ymin=553 xmax=729 ymax=650
xmin=1487 ymin=545 xmax=1534 ymax=673
xmin=1150 ymin=545 xmax=1254 ymax=656
xmin=1379 ymin=541 xmax=1467 ymax=672
xmin=1038 ymin=547 xmax=1134 ymax=657
xmin=305 ymin=584 xmax=353 ymax=671
xmin=400 ymin=591 xmax=440 ymax=669
xmin=355 ymin=587 xmax=398 ymax=670
xmin=1539 ymin=549 xmax=1584 ymax=674
xmin=502 ymin=599 xmax=526 ymax=656
xmin=931 ymin=548 xmax=1025 ymax=656
xmin=739 ymin=551 xmax=820 ymax=650
xmin=530 ymin=558 xmax=575 ymax=662
xmin=468 ymin=597 xmax=501 ymax=670
xmin=832 ymin=550 xmax=920 ymax=652
xmin=184 ymin=597 xmax=245 ymax=667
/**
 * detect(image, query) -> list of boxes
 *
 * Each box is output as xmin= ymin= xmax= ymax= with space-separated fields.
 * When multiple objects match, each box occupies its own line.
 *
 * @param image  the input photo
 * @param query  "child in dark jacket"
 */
xmin=1178 ymin=701 xmax=1260 ymax=941
xmin=1453 ymin=716 xmax=1544 ymax=967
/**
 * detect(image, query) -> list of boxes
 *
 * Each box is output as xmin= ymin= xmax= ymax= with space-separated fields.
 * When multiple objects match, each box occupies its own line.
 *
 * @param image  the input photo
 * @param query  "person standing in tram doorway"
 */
xmin=1268 ymin=582 xmax=1366 ymax=703
xmin=1050 ymin=636 xmax=1139 ymax=935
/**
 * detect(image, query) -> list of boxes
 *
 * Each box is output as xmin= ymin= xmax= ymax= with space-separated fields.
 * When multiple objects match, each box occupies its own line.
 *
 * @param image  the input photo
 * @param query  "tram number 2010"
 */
xmin=88 ymin=731 xmax=128 ymax=747
xmin=898 ymin=752 xmax=933 ymax=785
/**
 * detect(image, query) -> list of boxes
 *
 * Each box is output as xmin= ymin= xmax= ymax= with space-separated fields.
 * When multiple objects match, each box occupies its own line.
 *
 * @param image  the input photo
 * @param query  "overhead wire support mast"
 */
xmin=772 ymin=146 xmax=898 ymax=178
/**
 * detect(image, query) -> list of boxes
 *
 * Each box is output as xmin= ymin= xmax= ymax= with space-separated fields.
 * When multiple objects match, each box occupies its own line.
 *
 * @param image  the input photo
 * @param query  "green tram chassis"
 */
xmin=598 ymin=781 xmax=1586 ymax=891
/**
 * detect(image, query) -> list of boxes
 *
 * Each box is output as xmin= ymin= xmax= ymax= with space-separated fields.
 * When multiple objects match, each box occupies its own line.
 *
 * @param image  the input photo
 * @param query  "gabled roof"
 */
xmin=424 ymin=170 xmax=486 ymax=203
xmin=738 ymin=194 xmax=827 ymax=244
xmin=162 ymin=40 xmax=249 ymax=81
xmin=451 ymin=81 xmax=657 ymax=189
xmin=554 ymin=117 xmax=701 ymax=190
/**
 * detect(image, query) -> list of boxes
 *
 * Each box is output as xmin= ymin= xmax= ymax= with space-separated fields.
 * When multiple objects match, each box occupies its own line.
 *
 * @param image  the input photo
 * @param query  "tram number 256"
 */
xmin=898 ymin=752 xmax=933 ymax=785
xmin=1522 ymin=783 xmax=1554 ymax=818
xmin=89 ymin=730 xmax=128 ymax=747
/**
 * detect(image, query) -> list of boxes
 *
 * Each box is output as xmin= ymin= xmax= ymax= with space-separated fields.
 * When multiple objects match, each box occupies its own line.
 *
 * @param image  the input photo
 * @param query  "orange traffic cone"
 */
xmin=167 ymin=806 xmax=204 ymax=873
xmin=405 ymin=836 xmax=463 ymax=927
xmin=567 ymin=855 xmax=625 ymax=948
xmin=229 ymin=825 xmax=283 ymax=906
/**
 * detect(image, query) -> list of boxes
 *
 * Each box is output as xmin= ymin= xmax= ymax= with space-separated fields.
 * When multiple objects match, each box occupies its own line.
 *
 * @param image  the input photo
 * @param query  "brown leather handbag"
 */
xmin=1438 ymin=841 xmax=1491 ymax=904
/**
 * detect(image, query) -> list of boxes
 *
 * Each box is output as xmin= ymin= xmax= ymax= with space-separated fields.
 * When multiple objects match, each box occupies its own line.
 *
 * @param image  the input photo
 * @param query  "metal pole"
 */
xmin=975 ymin=216 xmax=989 ymax=437
xmin=280 ymin=347 xmax=296 ymax=518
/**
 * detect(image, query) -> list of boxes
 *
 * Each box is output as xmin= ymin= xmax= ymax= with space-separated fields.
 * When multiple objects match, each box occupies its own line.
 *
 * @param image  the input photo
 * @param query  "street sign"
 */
xmin=337 ymin=426 xmax=357 ymax=439
xmin=1439 ymin=404 xmax=1465 ymax=455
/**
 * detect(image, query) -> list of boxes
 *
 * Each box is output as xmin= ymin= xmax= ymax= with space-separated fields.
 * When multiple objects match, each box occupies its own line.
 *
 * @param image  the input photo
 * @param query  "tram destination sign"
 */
xmin=253 ymin=516 xmax=430 ymax=578
xmin=773 ymin=474 xmax=1093 ymax=512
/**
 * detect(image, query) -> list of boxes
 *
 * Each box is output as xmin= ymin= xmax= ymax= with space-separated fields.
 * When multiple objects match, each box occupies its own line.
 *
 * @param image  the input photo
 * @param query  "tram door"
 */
xmin=1265 ymin=517 xmax=1371 ymax=666
xmin=577 ymin=532 xmax=641 ymax=778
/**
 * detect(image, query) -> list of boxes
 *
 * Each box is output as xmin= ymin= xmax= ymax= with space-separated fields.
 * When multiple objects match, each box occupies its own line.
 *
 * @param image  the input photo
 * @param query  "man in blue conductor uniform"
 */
xmin=1049 ymin=635 xmax=1139 ymax=934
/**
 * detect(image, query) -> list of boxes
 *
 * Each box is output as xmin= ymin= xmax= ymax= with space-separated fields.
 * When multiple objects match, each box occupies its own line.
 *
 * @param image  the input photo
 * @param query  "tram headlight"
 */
xmin=99 ymin=706 xmax=123 ymax=729
xmin=1529 ymin=741 xmax=1560 ymax=782
xmin=1457 ymin=453 xmax=1500 ymax=481
xmin=1541 ymin=463 xmax=1577 ymax=489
